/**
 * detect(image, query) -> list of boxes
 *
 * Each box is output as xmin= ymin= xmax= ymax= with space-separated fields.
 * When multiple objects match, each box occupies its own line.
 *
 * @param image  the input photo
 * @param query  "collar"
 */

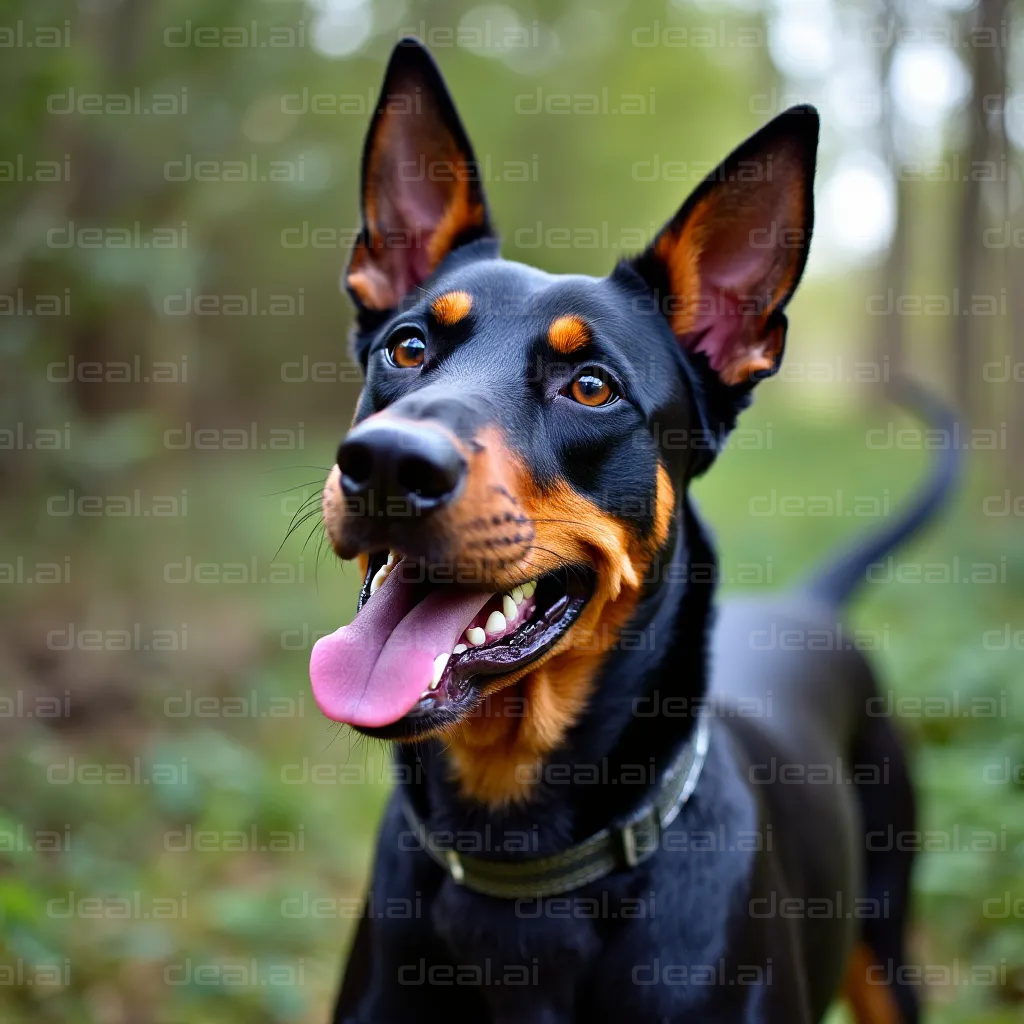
xmin=400 ymin=715 xmax=711 ymax=899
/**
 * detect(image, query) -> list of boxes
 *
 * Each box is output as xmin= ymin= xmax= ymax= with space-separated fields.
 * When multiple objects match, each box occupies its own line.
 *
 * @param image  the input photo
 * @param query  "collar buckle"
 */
xmin=618 ymin=807 xmax=661 ymax=868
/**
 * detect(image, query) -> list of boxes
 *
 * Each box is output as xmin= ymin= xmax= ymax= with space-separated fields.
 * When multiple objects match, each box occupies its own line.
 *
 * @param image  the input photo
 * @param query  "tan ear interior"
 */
xmin=651 ymin=154 xmax=810 ymax=385
xmin=347 ymin=101 xmax=487 ymax=312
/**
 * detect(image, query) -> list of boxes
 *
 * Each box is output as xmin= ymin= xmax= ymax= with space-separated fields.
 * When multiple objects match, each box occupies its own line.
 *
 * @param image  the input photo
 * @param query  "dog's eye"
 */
xmin=568 ymin=371 xmax=617 ymax=407
xmin=385 ymin=331 xmax=426 ymax=369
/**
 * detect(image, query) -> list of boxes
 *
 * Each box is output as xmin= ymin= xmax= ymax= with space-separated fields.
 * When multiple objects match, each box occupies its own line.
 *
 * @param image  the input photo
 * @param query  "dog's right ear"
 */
xmin=346 ymin=38 xmax=494 ymax=319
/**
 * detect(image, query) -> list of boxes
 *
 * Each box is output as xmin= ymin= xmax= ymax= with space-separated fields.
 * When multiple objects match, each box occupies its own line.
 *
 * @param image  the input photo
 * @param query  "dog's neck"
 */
xmin=398 ymin=492 xmax=714 ymax=855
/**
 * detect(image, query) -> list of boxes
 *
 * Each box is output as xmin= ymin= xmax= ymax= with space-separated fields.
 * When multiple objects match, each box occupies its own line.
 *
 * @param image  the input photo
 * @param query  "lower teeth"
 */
xmin=406 ymin=579 xmax=545 ymax=704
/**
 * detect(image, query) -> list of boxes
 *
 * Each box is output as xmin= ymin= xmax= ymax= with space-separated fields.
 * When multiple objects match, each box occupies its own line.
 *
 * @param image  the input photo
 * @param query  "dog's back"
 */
xmin=708 ymin=384 xmax=960 ymax=1023
xmin=710 ymin=596 xmax=888 ymax=1017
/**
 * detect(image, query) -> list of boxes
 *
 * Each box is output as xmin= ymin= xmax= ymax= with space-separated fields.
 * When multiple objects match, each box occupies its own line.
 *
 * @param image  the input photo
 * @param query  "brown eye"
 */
xmin=569 ymin=372 xmax=616 ymax=407
xmin=386 ymin=333 xmax=425 ymax=369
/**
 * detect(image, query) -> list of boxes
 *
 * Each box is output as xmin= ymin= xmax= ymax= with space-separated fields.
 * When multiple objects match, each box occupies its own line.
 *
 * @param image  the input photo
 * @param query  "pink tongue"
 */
xmin=309 ymin=564 xmax=492 ymax=728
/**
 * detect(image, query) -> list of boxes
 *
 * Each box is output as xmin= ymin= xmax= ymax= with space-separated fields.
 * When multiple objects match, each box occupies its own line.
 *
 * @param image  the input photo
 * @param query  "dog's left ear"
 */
xmin=346 ymin=38 xmax=494 ymax=316
xmin=629 ymin=105 xmax=818 ymax=388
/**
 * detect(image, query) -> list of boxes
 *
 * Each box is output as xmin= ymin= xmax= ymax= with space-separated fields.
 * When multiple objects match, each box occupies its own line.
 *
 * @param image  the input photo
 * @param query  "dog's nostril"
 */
xmin=337 ymin=442 xmax=373 ymax=486
xmin=396 ymin=454 xmax=457 ymax=500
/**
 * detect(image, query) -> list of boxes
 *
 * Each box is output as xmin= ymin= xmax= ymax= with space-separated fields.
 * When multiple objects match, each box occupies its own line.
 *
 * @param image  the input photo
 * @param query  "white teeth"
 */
xmin=502 ymin=595 xmax=517 ymax=620
xmin=430 ymin=653 xmax=449 ymax=689
xmin=453 ymin=644 xmax=467 ymax=655
xmin=386 ymin=549 xmax=398 ymax=567
xmin=369 ymin=564 xmax=390 ymax=595
xmin=510 ymin=585 xmax=524 ymax=605
xmin=465 ymin=626 xmax=486 ymax=646
xmin=485 ymin=610 xmax=507 ymax=635
xmin=522 ymin=580 xmax=536 ymax=598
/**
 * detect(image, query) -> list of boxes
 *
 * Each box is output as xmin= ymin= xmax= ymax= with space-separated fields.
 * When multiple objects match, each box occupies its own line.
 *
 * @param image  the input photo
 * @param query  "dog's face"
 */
xmin=311 ymin=39 xmax=816 ymax=805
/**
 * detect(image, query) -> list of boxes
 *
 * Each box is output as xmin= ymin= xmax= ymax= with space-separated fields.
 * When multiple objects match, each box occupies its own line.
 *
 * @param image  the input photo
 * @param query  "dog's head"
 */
xmin=311 ymin=39 xmax=817 ymax=804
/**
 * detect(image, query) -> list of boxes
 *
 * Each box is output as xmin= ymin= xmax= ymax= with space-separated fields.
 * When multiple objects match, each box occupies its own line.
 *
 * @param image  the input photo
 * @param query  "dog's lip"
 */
xmin=349 ymin=557 xmax=594 ymax=741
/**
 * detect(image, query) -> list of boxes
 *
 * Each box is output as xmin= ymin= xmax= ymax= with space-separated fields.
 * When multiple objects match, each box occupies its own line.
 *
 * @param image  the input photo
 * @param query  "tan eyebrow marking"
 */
xmin=431 ymin=290 xmax=473 ymax=325
xmin=548 ymin=314 xmax=592 ymax=354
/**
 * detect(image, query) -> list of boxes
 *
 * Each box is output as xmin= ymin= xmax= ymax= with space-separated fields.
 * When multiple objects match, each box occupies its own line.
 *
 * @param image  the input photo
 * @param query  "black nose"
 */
xmin=336 ymin=419 xmax=466 ymax=512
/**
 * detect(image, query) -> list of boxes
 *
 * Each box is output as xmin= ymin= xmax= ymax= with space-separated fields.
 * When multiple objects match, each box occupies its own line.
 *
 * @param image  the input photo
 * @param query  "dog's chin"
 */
xmin=349 ymin=555 xmax=595 ymax=743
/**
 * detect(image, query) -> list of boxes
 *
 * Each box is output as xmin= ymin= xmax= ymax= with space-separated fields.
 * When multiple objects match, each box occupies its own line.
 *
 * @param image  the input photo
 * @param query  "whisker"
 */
xmin=301 ymin=517 xmax=325 ymax=555
xmin=263 ymin=480 xmax=324 ymax=498
xmin=314 ymin=529 xmax=330 ymax=590
xmin=274 ymin=505 xmax=322 ymax=560
xmin=274 ymin=508 xmax=323 ymax=560
xmin=319 ymin=534 xmax=336 ymax=568
xmin=281 ymin=506 xmax=322 ymax=538
xmin=284 ymin=492 xmax=323 ymax=528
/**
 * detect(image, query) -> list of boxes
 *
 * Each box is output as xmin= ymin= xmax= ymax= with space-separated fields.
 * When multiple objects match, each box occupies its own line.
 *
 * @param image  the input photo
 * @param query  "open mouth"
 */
xmin=309 ymin=553 xmax=593 ymax=739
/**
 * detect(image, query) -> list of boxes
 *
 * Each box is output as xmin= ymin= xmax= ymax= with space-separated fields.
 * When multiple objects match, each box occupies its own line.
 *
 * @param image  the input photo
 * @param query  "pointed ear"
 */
xmin=346 ymin=38 xmax=494 ymax=316
xmin=630 ymin=106 xmax=818 ymax=387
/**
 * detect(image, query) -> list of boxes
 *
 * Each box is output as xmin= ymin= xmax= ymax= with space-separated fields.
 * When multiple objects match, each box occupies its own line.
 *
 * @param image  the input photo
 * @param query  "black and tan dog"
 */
xmin=310 ymin=38 xmax=955 ymax=1023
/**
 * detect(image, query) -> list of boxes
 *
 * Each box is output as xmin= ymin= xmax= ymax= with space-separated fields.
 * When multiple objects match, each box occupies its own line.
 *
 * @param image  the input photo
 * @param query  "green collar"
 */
xmin=401 ymin=716 xmax=711 ymax=899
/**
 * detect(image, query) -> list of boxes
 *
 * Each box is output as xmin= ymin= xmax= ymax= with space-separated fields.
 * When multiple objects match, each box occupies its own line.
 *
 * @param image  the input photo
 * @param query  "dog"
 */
xmin=310 ymin=37 xmax=956 ymax=1023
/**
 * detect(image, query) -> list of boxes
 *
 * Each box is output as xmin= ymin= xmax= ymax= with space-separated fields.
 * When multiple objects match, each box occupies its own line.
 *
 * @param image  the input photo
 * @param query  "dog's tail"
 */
xmin=802 ymin=378 xmax=961 ymax=607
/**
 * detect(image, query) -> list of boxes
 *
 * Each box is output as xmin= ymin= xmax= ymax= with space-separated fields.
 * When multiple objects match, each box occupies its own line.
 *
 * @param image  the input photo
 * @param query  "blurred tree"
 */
xmin=875 ymin=0 xmax=907 ymax=401
xmin=952 ymin=0 xmax=1008 ymax=426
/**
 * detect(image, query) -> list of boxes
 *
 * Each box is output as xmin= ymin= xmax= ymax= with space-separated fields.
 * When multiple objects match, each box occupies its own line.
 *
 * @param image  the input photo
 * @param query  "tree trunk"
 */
xmin=952 ymin=0 xmax=1008 ymax=424
xmin=874 ymin=1 xmax=905 ymax=401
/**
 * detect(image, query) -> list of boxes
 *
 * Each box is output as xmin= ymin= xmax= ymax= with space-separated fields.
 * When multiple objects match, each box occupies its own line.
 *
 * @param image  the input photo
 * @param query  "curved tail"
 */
xmin=803 ymin=378 xmax=962 ymax=607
